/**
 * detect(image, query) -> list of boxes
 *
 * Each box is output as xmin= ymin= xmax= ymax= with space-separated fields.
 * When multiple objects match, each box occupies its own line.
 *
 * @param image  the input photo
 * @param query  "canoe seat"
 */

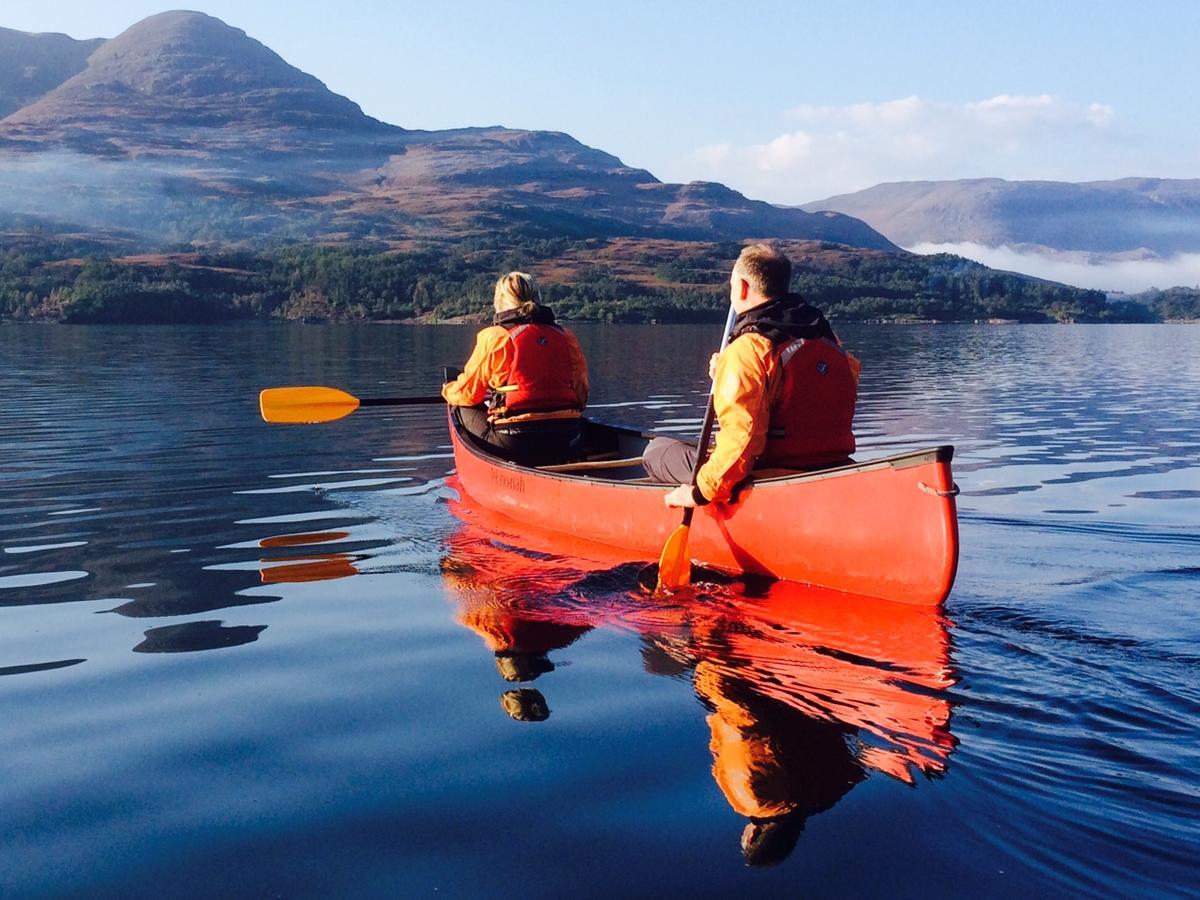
xmin=539 ymin=456 xmax=644 ymax=473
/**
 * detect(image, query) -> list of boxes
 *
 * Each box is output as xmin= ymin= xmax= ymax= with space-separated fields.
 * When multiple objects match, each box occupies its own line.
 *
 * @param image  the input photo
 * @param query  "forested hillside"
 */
xmin=4 ymin=234 xmax=1186 ymax=325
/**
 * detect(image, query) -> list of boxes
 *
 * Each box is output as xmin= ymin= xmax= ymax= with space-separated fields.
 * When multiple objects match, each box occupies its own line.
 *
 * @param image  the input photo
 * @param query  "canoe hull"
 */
xmin=448 ymin=411 xmax=959 ymax=606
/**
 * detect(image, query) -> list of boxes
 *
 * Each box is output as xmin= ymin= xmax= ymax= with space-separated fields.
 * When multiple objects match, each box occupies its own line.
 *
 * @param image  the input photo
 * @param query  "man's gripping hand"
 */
xmin=664 ymin=484 xmax=699 ymax=508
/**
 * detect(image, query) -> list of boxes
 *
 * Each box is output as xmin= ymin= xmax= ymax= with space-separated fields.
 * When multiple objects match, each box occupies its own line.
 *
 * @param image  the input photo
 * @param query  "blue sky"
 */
xmin=6 ymin=1 xmax=1199 ymax=205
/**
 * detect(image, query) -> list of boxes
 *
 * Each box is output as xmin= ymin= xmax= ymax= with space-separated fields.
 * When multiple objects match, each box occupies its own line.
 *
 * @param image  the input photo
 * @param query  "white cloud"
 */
xmin=678 ymin=94 xmax=1141 ymax=204
xmin=908 ymin=242 xmax=1200 ymax=293
xmin=1086 ymin=102 xmax=1115 ymax=127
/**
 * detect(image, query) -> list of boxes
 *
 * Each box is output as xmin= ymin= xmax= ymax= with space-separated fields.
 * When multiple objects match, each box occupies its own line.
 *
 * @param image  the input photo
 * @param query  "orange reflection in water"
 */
xmin=259 ymin=553 xmax=360 ymax=584
xmin=259 ymin=530 xmax=351 ymax=549
xmin=257 ymin=530 xmax=361 ymax=584
xmin=443 ymin=493 xmax=956 ymax=863
xmin=440 ymin=520 xmax=601 ymax=722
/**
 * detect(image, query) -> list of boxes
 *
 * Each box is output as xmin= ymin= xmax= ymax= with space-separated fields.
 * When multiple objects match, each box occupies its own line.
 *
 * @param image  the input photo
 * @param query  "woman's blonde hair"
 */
xmin=493 ymin=271 xmax=538 ymax=316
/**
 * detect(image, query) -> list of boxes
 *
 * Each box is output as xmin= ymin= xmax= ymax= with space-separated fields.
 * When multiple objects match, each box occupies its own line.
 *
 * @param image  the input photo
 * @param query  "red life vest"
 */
xmin=493 ymin=323 xmax=581 ymax=416
xmin=759 ymin=336 xmax=857 ymax=468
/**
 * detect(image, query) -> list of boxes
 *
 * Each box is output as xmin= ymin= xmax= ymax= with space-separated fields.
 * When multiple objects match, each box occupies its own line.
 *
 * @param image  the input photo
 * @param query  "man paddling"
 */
xmin=645 ymin=243 xmax=860 ymax=507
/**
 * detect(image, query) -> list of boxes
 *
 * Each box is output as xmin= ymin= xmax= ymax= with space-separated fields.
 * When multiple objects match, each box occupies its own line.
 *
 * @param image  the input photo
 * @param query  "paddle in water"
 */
xmin=655 ymin=303 xmax=739 ymax=591
xmin=259 ymin=386 xmax=443 ymax=424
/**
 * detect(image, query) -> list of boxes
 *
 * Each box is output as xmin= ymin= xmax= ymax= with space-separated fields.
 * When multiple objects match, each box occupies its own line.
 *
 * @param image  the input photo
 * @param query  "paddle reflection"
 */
xmin=259 ymin=553 xmax=360 ymax=584
xmin=441 ymin=504 xmax=955 ymax=863
xmin=258 ymin=529 xmax=363 ymax=584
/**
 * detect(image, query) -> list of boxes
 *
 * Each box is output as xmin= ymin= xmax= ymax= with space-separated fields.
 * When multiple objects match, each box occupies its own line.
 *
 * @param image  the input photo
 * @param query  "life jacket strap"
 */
xmin=488 ymin=408 xmax=582 ymax=426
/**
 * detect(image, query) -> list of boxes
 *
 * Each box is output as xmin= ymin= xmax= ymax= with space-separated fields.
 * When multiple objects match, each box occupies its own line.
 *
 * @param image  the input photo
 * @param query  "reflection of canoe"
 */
xmin=440 ymin=509 xmax=956 ymax=789
xmin=448 ymin=410 xmax=959 ymax=606
xmin=687 ymin=579 xmax=955 ymax=785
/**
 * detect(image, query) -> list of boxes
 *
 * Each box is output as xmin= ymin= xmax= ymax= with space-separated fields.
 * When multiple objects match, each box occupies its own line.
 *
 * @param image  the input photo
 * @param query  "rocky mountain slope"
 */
xmin=802 ymin=178 xmax=1200 ymax=258
xmin=0 ymin=10 xmax=895 ymax=250
xmin=0 ymin=27 xmax=103 ymax=118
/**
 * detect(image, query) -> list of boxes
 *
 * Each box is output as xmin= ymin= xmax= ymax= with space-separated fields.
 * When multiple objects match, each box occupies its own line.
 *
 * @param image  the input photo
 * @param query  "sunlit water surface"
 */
xmin=2 ymin=323 xmax=1197 ymax=898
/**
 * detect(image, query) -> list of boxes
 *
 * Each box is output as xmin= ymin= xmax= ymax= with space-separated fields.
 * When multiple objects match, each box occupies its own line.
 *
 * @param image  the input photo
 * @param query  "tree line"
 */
xmin=1 ymin=234 xmax=1195 ymax=324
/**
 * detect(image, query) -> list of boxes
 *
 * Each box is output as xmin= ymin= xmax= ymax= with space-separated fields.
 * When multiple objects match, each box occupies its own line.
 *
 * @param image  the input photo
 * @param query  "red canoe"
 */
xmin=447 ymin=410 xmax=960 ymax=606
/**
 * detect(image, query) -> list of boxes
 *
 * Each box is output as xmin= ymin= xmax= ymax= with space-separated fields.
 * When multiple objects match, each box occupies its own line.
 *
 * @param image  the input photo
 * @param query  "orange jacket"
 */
xmin=695 ymin=661 xmax=864 ymax=820
xmin=696 ymin=333 xmax=860 ymax=502
xmin=697 ymin=662 xmax=801 ymax=819
xmin=442 ymin=324 xmax=589 ymax=419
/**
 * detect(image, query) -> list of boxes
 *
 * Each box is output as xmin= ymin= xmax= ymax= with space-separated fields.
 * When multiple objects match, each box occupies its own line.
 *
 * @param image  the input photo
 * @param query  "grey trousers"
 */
xmin=642 ymin=435 xmax=851 ymax=486
xmin=642 ymin=436 xmax=702 ymax=484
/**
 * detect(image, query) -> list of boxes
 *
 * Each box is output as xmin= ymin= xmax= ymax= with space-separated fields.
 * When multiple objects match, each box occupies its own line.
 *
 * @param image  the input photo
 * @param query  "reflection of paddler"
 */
xmin=457 ymin=599 xmax=591 ymax=683
xmin=657 ymin=582 xmax=955 ymax=866
xmin=695 ymin=660 xmax=865 ymax=866
xmin=500 ymin=688 xmax=550 ymax=723
xmin=440 ymin=530 xmax=598 ymax=721
xmin=699 ymin=583 xmax=956 ymax=783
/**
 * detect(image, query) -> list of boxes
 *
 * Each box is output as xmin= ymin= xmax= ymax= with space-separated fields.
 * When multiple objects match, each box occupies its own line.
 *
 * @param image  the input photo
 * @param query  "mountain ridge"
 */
xmin=802 ymin=177 xmax=1200 ymax=257
xmin=3 ymin=10 xmax=386 ymax=132
xmin=0 ymin=10 xmax=896 ymax=251
xmin=0 ymin=27 xmax=104 ymax=118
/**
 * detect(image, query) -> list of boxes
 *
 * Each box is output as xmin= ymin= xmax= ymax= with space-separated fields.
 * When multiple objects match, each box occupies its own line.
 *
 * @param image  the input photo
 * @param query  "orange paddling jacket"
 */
xmin=442 ymin=308 xmax=589 ymax=426
xmin=697 ymin=295 xmax=859 ymax=503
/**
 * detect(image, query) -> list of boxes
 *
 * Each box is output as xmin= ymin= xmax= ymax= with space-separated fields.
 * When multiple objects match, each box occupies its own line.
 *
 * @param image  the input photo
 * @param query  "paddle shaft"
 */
xmin=681 ymin=303 xmax=740 ymax=524
xmin=654 ymin=303 xmax=740 ymax=590
xmin=360 ymin=396 xmax=444 ymax=407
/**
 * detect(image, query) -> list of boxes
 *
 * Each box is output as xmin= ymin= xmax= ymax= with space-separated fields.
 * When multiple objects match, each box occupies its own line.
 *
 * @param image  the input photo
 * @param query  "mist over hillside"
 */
xmin=906 ymin=241 xmax=1200 ymax=293
xmin=0 ymin=11 xmax=894 ymax=251
xmin=803 ymin=178 xmax=1200 ymax=291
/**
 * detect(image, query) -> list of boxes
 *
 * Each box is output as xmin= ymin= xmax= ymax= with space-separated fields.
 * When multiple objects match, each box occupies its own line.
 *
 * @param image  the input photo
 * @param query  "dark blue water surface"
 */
xmin=2 ymin=323 xmax=1197 ymax=898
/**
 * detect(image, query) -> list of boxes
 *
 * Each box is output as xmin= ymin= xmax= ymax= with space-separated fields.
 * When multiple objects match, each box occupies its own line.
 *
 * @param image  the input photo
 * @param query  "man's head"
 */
xmin=730 ymin=243 xmax=792 ymax=313
xmin=500 ymin=688 xmax=550 ymax=722
xmin=740 ymin=815 xmax=806 ymax=867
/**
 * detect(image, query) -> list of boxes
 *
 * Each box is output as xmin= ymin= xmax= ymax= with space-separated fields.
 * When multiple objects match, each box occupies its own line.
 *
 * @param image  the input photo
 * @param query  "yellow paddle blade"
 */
xmin=259 ymin=386 xmax=361 ymax=424
xmin=656 ymin=523 xmax=693 ymax=591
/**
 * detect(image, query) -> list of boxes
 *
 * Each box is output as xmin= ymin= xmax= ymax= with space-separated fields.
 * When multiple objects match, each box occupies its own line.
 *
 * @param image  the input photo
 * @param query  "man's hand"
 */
xmin=664 ymin=484 xmax=697 ymax=508
xmin=708 ymin=352 xmax=720 ymax=380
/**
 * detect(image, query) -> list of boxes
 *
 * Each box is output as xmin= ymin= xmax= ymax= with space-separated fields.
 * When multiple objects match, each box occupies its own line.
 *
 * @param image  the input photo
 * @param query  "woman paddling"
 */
xmin=442 ymin=271 xmax=589 ymax=466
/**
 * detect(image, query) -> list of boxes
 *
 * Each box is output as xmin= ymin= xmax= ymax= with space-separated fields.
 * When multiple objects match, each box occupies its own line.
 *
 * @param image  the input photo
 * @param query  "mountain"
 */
xmin=0 ymin=27 xmax=103 ymax=118
xmin=0 ymin=11 xmax=895 ymax=250
xmin=3 ymin=10 xmax=382 ymax=133
xmin=802 ymin=178 xmax=1200 ymax=258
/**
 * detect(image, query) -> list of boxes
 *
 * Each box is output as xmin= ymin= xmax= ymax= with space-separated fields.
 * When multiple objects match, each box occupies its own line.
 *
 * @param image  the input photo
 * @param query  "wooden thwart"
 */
xmin=538 ymin=456 xmax=644 ymax=473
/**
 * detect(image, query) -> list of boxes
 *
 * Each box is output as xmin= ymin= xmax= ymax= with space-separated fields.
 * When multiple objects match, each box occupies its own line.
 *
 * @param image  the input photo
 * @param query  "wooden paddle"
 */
xmin=655 ymin=303 xmax=740 ymax=591
xmin=259 ymin=386 xmax=443 ymax=424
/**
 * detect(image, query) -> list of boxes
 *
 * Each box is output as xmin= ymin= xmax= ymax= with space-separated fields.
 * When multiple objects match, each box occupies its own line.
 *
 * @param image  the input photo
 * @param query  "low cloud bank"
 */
xmin=906 ymin=242 xmax=1200 ymax=293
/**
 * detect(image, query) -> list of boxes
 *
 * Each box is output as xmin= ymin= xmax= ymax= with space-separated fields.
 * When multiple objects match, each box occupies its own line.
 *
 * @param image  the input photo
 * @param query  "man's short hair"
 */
xmin=734 ymin=243 xmax=792 ymax=298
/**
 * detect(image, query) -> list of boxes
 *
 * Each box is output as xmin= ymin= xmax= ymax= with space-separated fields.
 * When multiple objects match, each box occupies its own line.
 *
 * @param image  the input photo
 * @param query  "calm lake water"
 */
xmin=2 ymin=322 xmax=1197 ymax=898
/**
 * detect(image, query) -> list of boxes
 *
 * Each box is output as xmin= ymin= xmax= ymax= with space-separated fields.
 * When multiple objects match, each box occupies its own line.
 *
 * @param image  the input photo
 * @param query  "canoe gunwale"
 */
xmin=448 ymin=407 xmax=954 ymax=492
